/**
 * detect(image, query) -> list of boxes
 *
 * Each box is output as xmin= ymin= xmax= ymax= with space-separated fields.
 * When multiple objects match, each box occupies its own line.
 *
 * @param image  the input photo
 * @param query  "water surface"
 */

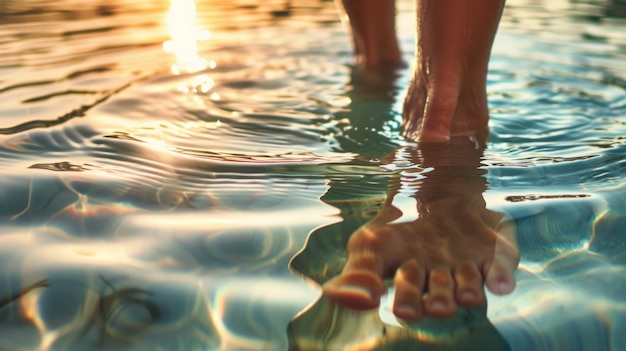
xmin=1 ymin=0 xmax=626 ymax=350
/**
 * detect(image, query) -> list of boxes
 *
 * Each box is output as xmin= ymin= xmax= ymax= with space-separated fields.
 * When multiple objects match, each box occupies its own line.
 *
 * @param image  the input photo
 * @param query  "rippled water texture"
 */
xmin=1 ymin=0 xmax=626 ymax=350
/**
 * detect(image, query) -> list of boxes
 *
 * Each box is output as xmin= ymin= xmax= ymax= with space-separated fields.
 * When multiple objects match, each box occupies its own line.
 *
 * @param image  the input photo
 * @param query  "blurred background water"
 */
xmin=1 ymin=0 xmax=626 ymax=350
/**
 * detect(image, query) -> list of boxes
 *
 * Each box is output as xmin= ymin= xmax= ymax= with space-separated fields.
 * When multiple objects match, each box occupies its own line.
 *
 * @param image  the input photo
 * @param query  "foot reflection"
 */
xmin=289 ymin=67 xmax=516 ymax=350
xmin=288 ymin=295 xmax=510 ymax=351
xmin=323 ymin=139 xmax=520 ymax=320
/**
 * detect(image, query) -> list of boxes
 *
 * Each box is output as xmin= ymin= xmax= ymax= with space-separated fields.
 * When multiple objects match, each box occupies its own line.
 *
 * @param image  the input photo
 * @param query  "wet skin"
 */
xmin=339 ymin=0 xmax=505 ymax=142
xmin=403 ymin=0 xmax=505 ymax=142
xmin=322 ymin=139 xmax=519 ymax=320
xmin=330 ymin=0 xmax=512 ymax=319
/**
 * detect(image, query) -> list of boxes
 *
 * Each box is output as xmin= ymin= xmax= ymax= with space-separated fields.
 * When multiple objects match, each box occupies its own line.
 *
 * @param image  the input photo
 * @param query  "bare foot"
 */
xmin=338 ymin=0 xmax=504 ymax=140
xmin=323 ymin=200 xmax=518 ymax=320
xmin=323 ymin=141 xmax=520 ymax=321
xmin=402 ymin=72 xmax=490 ymax=143
xmin=402 ymin=0 xmax=504 ymax=142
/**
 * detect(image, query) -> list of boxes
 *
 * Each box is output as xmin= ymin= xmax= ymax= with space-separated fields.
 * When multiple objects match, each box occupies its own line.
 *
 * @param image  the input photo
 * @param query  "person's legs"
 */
xmin=403 ymin=0 xmax=505 ymax=142
xmin=331 ymin=0 xmax=513 ymax=320
xmin=339 ymin=0 xmax=504 ymax=141
xmin=337 ymin=0 xmax=403 ymax=69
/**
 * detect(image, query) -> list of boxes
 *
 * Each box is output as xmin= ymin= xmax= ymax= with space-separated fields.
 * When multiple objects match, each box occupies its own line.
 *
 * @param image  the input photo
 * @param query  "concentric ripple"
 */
xmin=1 ymin=0 xmax=626 ymax=350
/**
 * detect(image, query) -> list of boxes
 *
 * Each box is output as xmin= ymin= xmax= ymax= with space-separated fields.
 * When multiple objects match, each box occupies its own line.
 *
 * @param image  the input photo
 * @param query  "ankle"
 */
xmin=402 ymin=74 xmax=490 ymax=142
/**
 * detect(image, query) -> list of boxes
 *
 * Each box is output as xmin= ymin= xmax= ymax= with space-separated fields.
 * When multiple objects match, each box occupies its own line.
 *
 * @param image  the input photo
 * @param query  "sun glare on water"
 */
xmin=163 ymin=0 xmax=211 ymax=74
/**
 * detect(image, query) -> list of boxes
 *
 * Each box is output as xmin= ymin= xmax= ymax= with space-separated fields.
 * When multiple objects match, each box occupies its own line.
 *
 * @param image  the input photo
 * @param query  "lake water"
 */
xmin=1 ymin=0 xmax=626 ymax=350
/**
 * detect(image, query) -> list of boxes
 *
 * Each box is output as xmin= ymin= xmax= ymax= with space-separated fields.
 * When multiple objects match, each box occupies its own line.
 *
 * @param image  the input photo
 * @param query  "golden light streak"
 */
xmin=163 ymin=0 xmax=211 ymax=74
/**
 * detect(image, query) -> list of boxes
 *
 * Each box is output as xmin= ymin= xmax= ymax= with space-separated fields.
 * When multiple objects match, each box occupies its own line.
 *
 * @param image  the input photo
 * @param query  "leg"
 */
xmin=403 ymin=0 xmax=505 ymax=142
xmin=337 ymin=0 xmax=403 ymax=69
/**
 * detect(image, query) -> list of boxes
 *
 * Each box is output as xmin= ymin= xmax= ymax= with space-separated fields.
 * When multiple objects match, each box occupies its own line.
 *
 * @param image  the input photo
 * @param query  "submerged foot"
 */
xmin=322 ymin=197 xmax=519 ymax=320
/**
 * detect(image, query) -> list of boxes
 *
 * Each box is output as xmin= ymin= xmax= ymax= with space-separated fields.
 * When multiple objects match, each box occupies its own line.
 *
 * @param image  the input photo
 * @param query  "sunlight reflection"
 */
xmin=163 ymin=0 xmax=211 ymax=74
xmin=178 ymin=74 xmax=215 ymax=94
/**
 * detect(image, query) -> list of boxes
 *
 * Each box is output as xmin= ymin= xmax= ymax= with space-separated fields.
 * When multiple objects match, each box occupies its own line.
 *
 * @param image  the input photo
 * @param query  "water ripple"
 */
xmin=1 ymin=0 xmax=626 ymax=350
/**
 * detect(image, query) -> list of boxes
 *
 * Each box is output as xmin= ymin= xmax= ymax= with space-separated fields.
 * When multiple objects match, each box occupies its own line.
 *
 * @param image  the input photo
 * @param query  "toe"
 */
xmin=423 ymin=268 xmax=457 ymax=318
xmin=483 ymin=256 xmax=517 ymax=295
xmin=453 ymin=262 xmax=485 ymax=307
xmin=323 ymin=251 xmax=387 ymax=310
xmin=484 ymin=233 xmax=519 ymax=296
xmin=392 ymin=260 xmax=426 ymax=321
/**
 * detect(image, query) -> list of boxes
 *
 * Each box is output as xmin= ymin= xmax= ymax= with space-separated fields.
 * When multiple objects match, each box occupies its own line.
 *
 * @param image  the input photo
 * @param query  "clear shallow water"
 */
xmin=1 ymin=0 xmax=626 ymax=350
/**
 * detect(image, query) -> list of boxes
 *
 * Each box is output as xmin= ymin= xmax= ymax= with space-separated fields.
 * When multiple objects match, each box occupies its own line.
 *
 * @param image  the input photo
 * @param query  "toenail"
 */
xmin=498 ymin=281 xmax=512 ymax=294
xmin=395 ymin=305 xmax=419 ymax=318
xmin=461 ymin=290 xmax=476 ymax=301
xmin=428 ymin=300 xmax=448 ymax=312
xmin=335 ymin=285 xmax=373 ymax=299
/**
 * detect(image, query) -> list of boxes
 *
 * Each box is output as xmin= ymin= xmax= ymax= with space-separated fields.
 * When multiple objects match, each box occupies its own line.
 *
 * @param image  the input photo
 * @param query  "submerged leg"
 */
xmin=403 ymin=0 xmax=505 ymax=142
xmin=337 ymin=0 xmax=403 ymax=69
